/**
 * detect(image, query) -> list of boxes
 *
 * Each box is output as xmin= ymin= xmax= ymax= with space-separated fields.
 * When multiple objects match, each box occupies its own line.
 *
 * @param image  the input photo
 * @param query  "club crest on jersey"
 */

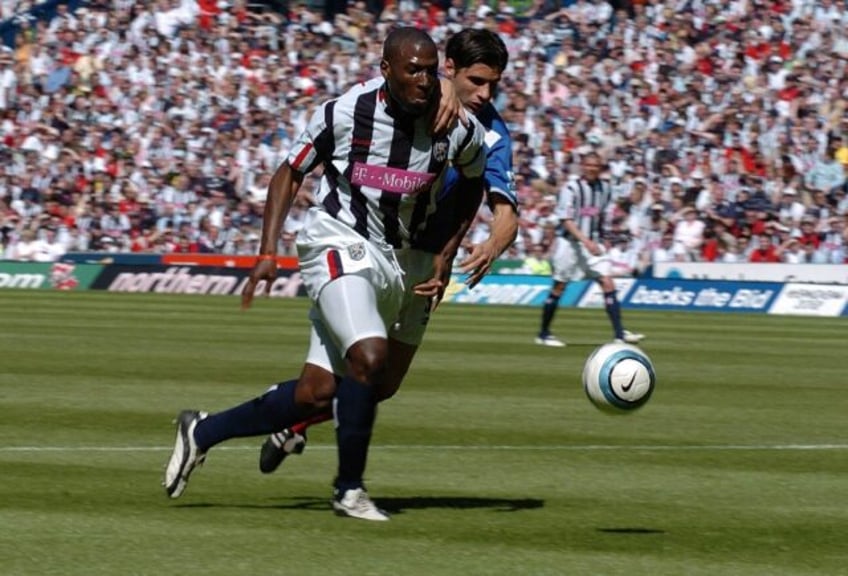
xmin=432 ymin=140 xmax=448 ymax=163
xmin=347 ymin=242 xmax=366 ymax=261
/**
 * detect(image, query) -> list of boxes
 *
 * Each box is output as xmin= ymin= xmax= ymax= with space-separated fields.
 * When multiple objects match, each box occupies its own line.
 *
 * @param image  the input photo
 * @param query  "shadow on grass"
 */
xmin=181 ymin=496 xmax=544 ymax=515
xmin=378 ymin=496 xmax=544 ymax=514
xmin=597 ymin=527 xmax=665 ymax=535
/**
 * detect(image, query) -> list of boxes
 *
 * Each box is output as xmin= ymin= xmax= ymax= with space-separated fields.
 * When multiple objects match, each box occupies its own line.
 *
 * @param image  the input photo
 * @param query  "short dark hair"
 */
xmin=445 ymin=28 xmax=508 ymax=73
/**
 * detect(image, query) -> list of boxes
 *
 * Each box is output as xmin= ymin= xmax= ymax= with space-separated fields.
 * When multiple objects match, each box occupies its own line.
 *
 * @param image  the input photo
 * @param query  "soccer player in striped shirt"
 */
xmin=257 ymin=28 xmax=518 ymax=477
xmin=535 ymin=151 xmax=645 ymax=347
xmin=163 ymin=28 xmax=487 ymax=521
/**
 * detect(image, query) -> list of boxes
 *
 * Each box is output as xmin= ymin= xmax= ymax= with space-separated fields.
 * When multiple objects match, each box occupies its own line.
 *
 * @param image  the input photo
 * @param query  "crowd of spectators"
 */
xmin=0 ymin=0 xmax=847 ymax=274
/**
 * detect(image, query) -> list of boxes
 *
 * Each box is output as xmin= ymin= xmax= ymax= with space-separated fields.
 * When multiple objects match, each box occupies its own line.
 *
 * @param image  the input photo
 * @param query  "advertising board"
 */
xmin=91 ymin=265 xmax=305 ymax=297
xmin=0 ymin=262 xmax=102 ymax=290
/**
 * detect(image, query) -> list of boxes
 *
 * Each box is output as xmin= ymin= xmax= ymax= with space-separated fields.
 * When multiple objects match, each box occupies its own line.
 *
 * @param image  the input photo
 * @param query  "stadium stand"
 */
xmin=0 ymin=0 xmax=846 ymax=268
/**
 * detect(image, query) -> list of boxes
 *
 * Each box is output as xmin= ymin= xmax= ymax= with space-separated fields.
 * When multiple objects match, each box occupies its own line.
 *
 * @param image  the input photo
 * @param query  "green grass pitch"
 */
xmin=0 ymin=290 xmax=846 ymax=575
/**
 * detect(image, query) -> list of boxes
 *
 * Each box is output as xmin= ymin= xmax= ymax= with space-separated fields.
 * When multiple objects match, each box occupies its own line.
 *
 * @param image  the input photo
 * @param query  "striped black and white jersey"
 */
xmin=555 ymin=176 xmax=613 ymax=242
xmin=286 ymin=77 xmax=486 ymax=249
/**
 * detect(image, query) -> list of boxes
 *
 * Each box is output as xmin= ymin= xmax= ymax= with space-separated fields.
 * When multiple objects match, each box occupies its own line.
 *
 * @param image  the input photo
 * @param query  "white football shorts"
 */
xmin=297 ymin=208 xmax=405 ymax=374
xmin=550 ymin=236 xmax=611 ymax=283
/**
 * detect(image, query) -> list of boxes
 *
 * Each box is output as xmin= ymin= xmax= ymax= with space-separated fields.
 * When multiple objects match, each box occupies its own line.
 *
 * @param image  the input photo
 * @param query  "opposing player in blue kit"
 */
xmin=258 ymin=28 xmax=519 ymax=478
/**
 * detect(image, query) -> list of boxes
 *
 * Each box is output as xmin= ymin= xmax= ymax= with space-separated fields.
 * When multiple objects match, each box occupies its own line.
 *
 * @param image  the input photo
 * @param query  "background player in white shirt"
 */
xmin=536 ymin=151 xmax=644 ymax=347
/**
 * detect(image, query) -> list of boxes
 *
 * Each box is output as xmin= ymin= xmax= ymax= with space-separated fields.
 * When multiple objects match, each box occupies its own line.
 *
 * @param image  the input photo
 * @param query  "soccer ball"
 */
xmin=582 ymin=342 xmax=656 ymax=414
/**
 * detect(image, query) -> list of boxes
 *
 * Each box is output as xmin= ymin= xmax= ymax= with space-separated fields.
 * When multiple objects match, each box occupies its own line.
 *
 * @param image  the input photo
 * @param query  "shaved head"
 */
xmin=380 ymin=28 xmax=439 ymax=117
xmin=382 ymin=27 xmax=436 ymax=62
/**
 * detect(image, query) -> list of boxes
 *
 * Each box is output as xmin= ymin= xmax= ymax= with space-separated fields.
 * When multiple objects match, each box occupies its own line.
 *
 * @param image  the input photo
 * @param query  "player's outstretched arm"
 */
xmin=459 ymin=196 xmax=518 ymax=288
xmin=241 ymin=162 xmax=304 ymax=310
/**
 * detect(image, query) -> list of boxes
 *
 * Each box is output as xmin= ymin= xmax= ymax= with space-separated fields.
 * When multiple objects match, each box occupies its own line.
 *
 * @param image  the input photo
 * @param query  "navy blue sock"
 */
xmin=193 ymin=379 xmax=306 ymax=451
xmin=540 ymin=292 xmax=560 ymax=336
xmin=603 ymin=290 xmax=624 ymax=340
xmin=334 ymin=375 xmax=377 ymax=492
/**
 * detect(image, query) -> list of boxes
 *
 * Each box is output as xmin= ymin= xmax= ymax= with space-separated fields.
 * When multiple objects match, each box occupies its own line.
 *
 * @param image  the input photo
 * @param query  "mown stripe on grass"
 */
xmin=2 ymin=443 xmax=847 ymax=452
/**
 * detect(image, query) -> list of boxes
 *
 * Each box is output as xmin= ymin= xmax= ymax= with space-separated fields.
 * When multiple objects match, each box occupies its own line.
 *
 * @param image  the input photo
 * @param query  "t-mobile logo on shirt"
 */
xmin=350 ymin=162 xmax=435 ymax=195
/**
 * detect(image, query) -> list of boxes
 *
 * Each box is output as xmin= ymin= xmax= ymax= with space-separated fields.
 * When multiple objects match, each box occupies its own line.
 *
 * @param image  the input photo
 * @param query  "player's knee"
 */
xmin=346 ymin=338 xmax=388 ymax=385
xmin=297 ymin=380 xmax=337 ymax=410
xmin=549 ymin=282 xmax=566 ymax=299
xmin=295 ymin=367 xmax=338 ymax=410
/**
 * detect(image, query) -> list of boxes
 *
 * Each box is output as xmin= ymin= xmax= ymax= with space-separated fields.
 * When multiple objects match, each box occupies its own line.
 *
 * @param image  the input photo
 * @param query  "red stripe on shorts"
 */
xmin=327 ymin=249 xmax=343 ymax=280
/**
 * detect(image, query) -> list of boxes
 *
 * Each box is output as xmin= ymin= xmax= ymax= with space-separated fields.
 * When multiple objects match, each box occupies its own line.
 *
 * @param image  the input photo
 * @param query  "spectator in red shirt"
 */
xmin=724 ymin=133 xmax=755 ymax=174
xmin=197 ymin=0 xmax=222 ymax=30
xmin=496 ymin=7 xmax=518 ymax=36
xmin=749 ymin=233 xmax=780 ymax=262
xmin=797 ymin=216 xmax=821 ymax=249
xmin=173 ymin=234 xmax=200 ymax=253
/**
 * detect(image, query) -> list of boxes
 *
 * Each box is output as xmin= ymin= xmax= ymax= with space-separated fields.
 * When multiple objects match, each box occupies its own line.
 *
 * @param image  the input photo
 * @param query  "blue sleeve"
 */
xmin=438 ymin=107 xmax=516 ymax=208
xmin=483 ymin=117 xmax=516 ymax=209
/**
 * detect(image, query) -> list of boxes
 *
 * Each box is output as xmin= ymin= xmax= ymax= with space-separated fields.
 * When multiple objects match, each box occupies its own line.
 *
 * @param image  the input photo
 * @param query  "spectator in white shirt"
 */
xmin=672 ymin=206 xmax=706 ymax=261
xmin=650 ymin=232 xmax=679 ymax=266
xmin=776 ymin=186 xmax=806 ymax=226
xmin=22 ymin=227 xmax=66 ymax=262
